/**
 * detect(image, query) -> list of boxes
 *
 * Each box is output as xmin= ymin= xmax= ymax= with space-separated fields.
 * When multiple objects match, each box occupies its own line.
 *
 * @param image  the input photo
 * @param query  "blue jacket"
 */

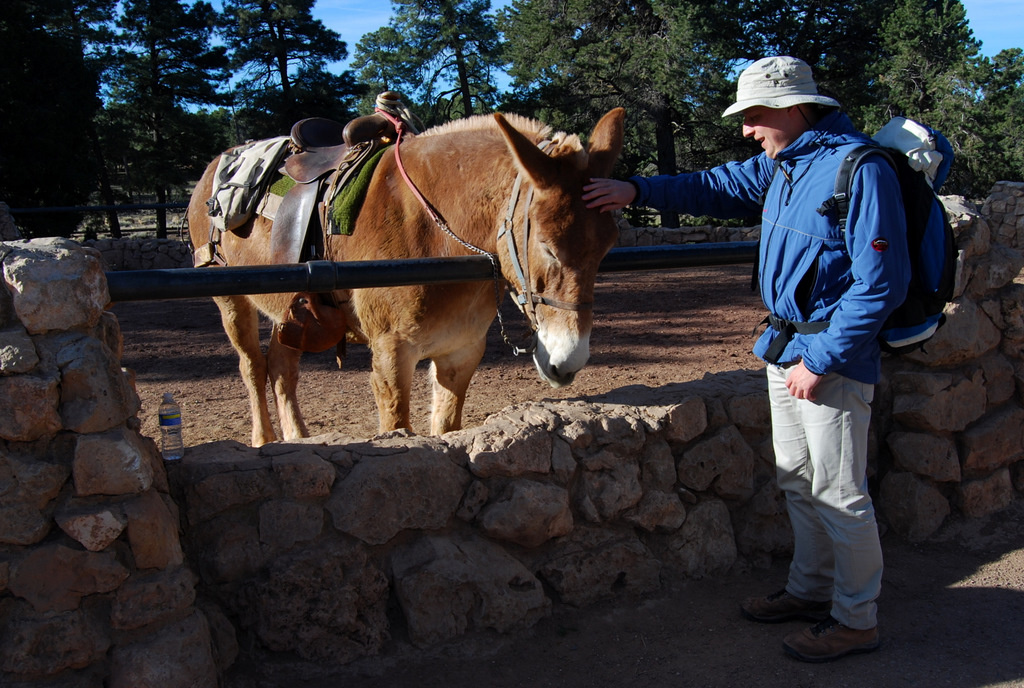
xmin=630 ymin=111 xmax=910 ymax=384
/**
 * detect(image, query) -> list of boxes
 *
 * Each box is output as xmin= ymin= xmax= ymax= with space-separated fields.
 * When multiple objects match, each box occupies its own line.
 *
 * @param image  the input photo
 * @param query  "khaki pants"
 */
xmin=767 ymin=364 xmax=883 ymax=630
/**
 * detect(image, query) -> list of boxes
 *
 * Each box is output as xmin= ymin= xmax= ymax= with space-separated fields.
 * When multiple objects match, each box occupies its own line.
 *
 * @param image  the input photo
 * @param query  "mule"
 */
xmin=187 ymin=108 xmax=625 ymax=445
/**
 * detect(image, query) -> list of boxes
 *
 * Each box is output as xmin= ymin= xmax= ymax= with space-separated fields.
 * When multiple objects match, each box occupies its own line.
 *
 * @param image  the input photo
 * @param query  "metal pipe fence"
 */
xmin=105 ymin=242 xmax=757 ymax=302
xmin=7 ymin=203 xmax=189 ymax=215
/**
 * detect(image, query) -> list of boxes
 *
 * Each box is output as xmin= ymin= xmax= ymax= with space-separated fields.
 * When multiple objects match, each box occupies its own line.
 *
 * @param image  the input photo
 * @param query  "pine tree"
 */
xmin=498 ymin=0 xmax=1002 ymax=201
xmin=0 ymin=0 xmax=108 ymax=237
xmin=499 ymin=0 xmax=741 ymax=227
xmin=866 ymin=0 xmax=982 ymax=194
xmin=353 ymin=0 xmax=503 ymax=123
xmin=734 ymin=0 xmax=891 ymax=120
xmin=973 ymin=49 xmax=1024 ymax=194
xmin=220 ymin=0 xmax=363 ymax=138
xmin=106 ymin=0 xmax=231 ymax=237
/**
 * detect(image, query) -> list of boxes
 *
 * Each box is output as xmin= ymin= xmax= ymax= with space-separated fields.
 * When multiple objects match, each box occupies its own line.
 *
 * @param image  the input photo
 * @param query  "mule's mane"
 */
xmin=420 ymin=113 xmax=581 ymax=151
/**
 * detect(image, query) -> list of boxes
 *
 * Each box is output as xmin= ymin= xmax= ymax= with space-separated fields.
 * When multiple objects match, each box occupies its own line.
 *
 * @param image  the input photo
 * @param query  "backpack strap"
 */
xmin=816 ymin=144 xmax=895 ymax=232
xmin=759 ymin=147 xmax=886 ymax=364
xmin=760 ymin=314 xmax=830 ymax=364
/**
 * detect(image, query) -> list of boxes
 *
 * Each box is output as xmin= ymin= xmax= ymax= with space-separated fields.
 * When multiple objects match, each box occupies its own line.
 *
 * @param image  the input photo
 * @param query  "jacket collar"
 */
xmin=776 ymin=111 xmax=870 ymax=162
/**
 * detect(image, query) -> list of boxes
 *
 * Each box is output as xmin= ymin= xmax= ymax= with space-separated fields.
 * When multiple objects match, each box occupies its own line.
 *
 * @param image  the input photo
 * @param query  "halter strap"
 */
xmin=373 ymin=112 xmax=588 ymax=355
xmin=533 ymin=294 xmax=592 ymax=311
xmin=496 ymin=140 xmax=593 ymax=323
xmin=498 ymin=172 xmax=533 ymax=315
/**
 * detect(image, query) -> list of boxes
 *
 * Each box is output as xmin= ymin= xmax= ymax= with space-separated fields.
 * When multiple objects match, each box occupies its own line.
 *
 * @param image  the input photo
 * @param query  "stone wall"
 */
xmin=617 ymin=221 xmax=760 ymax=246
xmin=983 ymin=181 xmax=1024 ymax=250
xmin=0 ymin=238 xmax=224 ymax=686
xmin=166 ymin=393 xmax=765 ymax=666
xmin=0 ymin=207 xmax=192 ymax=272
xmin=0 ymin=203 xmax=21 ymax=242
xmin=83 ymin=237 xmax=193 ymax=272
xmin=0 ymin=183 xmax=1022 ymax=684
xmin=873 ymin=185 xmax=1024 ymax=539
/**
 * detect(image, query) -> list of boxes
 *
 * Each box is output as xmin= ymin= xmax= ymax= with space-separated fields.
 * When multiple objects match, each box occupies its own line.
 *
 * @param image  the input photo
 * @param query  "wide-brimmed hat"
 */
xmin=722 ymin=56 xmax=840 ymax=118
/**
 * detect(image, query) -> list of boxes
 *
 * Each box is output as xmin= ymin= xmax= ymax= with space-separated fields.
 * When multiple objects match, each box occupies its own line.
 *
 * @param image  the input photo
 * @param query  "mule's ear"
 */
xmin=494 ymin=113 xmax=562 ymax=190
xmin=586 ymin=108 xmax=625 ymax=179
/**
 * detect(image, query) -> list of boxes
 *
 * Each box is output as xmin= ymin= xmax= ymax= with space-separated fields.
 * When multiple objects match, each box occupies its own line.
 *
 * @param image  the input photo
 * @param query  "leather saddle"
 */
xmin=270 ymin=112 xmax=397 ymax=267
xmin=285 ymin=114 xmax=397 ymax=183
xmin=270 ymin=95 xmax=415 ymax=354
xmin=271 ymin=121 xmax=386 ymax=356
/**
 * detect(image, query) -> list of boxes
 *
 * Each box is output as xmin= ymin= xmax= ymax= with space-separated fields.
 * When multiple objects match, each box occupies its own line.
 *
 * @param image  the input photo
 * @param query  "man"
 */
xmin=583 ymin=56 xmax=910 ymax=663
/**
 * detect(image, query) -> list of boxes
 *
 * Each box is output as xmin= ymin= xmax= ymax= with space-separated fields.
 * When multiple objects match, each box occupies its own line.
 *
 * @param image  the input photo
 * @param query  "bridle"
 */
xmin=374 ymin=108 xmax=593 ymax=356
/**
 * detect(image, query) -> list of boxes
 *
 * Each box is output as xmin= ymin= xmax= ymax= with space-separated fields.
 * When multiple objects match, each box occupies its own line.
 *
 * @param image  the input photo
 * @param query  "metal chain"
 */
xmin=374 ymin=107 xmax=536 ymax=356
xmin=429 ymin=214 xmax=535 ymax=356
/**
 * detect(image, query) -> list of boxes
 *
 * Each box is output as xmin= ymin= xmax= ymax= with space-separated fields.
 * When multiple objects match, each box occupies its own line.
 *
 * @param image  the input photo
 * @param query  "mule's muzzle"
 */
xmin=538 ymin=362 xmax=577 ymax=388
xmin=532 ymin=333 xmax=587 ymax=388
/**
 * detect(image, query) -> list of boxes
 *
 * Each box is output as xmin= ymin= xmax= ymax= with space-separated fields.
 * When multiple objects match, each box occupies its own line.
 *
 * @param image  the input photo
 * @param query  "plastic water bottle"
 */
xmin=158 ymin=393 xmax=185 ymax=460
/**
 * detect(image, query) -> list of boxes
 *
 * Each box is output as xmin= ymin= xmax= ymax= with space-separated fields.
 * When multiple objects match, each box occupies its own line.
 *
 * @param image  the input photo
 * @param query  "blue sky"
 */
xmin=954 ymin=0 xmax=1024 ymax=56
xmin=318 ymin=0 xmax=1022 ymax=74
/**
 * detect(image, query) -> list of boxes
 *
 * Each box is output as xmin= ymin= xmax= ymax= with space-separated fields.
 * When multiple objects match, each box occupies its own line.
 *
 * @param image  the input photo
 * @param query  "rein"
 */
xmin=373 ymin=108 xmax=587 ymax=356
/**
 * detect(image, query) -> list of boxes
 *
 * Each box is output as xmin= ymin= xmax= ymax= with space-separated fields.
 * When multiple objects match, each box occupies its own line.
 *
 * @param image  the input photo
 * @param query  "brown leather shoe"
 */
xmin=741 ymin=589 xmax=832 ymax=623
xmin=783 ymin=616 xmax=881 ymax=662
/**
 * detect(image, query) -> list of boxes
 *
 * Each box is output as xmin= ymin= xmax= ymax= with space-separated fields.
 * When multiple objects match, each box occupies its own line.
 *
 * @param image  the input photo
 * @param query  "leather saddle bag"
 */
xmin=277 ymin=292 xmax=348 ymax=353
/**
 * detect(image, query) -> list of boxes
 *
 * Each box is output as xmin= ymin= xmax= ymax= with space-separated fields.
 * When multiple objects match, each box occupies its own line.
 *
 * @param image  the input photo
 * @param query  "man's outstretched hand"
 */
xmin=582 ymin=178 xmax=636 ymax=213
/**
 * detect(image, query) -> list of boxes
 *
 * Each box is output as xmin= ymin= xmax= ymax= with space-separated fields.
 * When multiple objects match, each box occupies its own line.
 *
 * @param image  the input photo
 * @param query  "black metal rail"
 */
xmin=8 ymin=203 xmax=189 ymax=215
xmin=105 ymin=242 xmax=757 ymax=302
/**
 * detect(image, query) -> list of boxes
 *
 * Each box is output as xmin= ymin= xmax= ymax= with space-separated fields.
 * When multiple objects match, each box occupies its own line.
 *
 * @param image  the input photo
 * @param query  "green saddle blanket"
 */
xmin=262 ymin=144 xmax=389 ymax=237
xmin=328 ymin=146 xmax=389 ymax=236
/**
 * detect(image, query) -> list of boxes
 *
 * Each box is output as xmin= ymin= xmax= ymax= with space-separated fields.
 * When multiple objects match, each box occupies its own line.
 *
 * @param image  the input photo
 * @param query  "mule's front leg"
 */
xmin=268 ymin=329 xmax=308 ymax=440
xmin=429 ymin=338 xmax=486 ymax=435
xmin=215 ymin=295 xmax=276 ymax=446
xmin=369 ymin=336 xmax=418 ymax=433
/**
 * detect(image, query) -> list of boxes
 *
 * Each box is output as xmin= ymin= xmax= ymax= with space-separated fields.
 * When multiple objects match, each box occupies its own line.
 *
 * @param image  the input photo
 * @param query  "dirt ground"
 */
xmin=112 ymin=265 xmax=766 ymax=445
xmin=110 ymin=265 xmax=1024 ymax=688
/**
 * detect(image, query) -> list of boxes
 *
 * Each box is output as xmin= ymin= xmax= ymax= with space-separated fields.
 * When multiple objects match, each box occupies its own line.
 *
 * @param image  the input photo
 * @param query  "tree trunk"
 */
xmin=89 ymin=126 xmax=122 ymax=238
xmin=454 ymin=44 xmax=473 ymax=117
xmin=653 ymin=99 xmax=679 ymax=229
xmin=156 ymin=187 xmax=168 ymax=239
